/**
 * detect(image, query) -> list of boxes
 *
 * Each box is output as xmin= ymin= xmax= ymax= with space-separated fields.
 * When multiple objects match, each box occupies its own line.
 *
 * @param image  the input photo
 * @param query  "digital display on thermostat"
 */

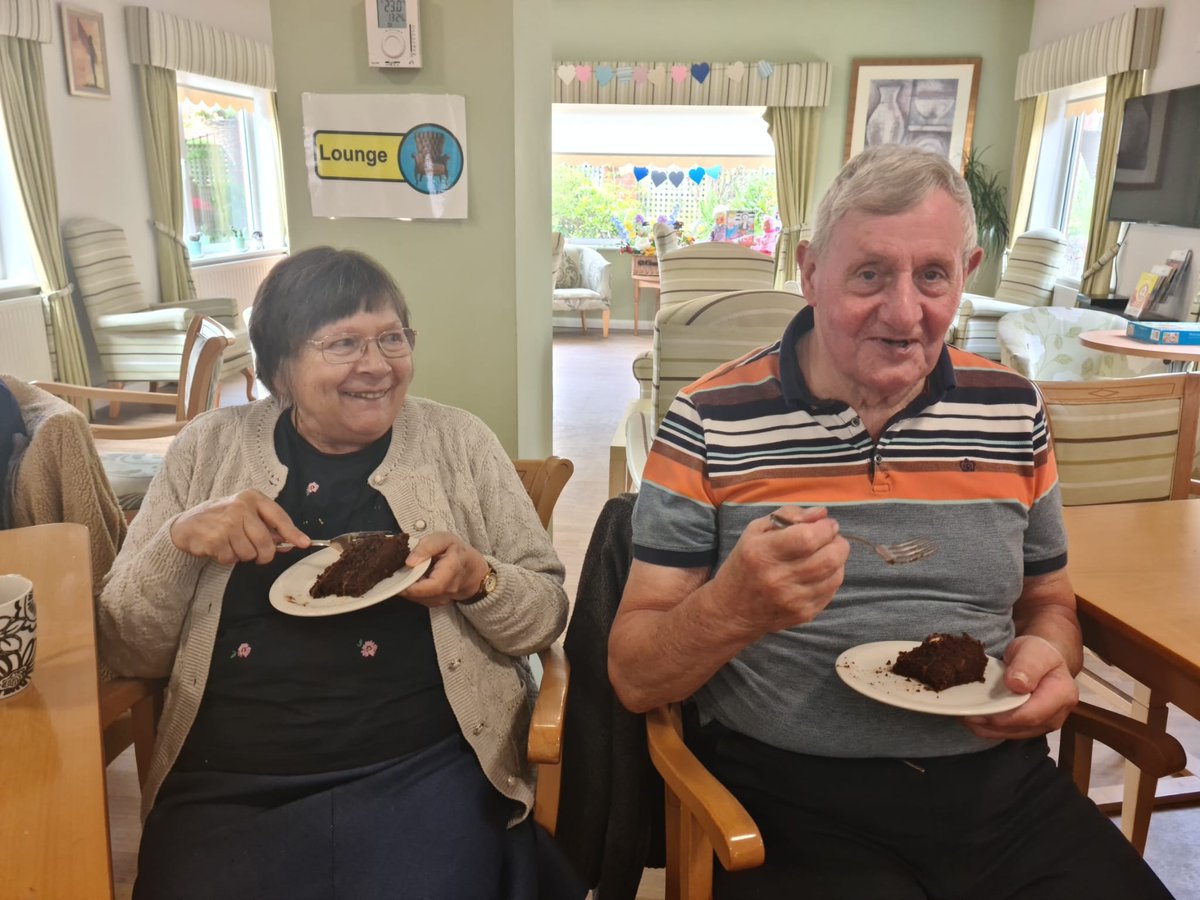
xmin=376 ymin=0 xmax=407 ymax=29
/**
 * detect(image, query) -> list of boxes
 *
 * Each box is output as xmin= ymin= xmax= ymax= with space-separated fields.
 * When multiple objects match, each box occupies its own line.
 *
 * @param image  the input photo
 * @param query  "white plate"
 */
xmin=835 ymin=640 xmax=1031 ymax=717
xmin=269 ymin=545 xmax=431 ymax=617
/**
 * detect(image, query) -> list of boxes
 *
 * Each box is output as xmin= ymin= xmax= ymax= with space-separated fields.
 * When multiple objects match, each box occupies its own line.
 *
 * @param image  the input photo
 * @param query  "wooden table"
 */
xmin=1080 ymin=328 xmax=1200 ymax=372
xmin=1063 ymin=499 xmax=1200 ymax=849
xmin=0 ymin=523 xmax=114 ymax=898
xmin=631 ymin=256 xmax=660 ymax=336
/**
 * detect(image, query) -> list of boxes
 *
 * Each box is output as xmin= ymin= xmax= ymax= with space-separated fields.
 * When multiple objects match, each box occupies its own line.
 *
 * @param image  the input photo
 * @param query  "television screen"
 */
xmin=1108 ymin=83 xmax=1200 ymax=229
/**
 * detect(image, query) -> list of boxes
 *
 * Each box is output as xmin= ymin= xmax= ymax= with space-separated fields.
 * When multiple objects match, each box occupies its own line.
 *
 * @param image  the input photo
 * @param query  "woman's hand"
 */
xmin=169 ymin=490 xmax=310 ymax=565
xmin=401 ymin=531 xmax=491 ymax=609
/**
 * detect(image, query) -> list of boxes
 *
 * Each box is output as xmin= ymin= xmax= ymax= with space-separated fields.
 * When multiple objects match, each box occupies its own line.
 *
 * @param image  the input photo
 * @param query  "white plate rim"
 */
xmin=834 ymin=639 xmax=1031 ymax=716
xmin=268 ymin=544 xmax=431 ymax=617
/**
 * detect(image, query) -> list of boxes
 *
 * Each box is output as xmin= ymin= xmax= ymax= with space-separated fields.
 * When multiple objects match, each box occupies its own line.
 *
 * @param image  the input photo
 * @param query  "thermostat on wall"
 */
xmin=366 ymin=0 xmax=421 ymax=69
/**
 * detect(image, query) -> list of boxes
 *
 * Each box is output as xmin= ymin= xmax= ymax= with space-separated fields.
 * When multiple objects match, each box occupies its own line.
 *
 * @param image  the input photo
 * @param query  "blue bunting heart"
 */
xmin=705 ymin=165 xmax=722 ymax=180
xmin=691 ymin=62 xmax=711 ymax=84
xmin=688 ymin=166 xmax=706 ymax=184
xmin=595 ymin=65 xmax=614 ymax=87
xmin=633 ymin=166 xmax=649 ymax=182
xmin=668 ymin=170 xmax=685 ymax=187
xmin=650 ymin=170 xmax=667 ymax=187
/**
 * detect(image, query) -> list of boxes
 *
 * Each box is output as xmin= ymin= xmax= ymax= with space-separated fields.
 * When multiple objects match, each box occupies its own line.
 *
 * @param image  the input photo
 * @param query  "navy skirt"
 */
xmin=133 ymin=734 xmax=580 ymax=900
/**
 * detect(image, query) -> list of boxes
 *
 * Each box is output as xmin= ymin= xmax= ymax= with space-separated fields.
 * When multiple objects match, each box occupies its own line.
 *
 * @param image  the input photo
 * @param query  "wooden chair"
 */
xmin=515 ymin=455 xmax=575 ymax=834
xmin=35 ymin=314 xmax=234 ymax=519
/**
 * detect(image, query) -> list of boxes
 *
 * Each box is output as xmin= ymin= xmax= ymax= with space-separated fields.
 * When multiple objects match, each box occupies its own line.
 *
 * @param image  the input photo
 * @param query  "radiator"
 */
xmin=0 ymin=294 xmax=53 ymax=381
xmin=192 ymin=253 xmax=287 ymax=315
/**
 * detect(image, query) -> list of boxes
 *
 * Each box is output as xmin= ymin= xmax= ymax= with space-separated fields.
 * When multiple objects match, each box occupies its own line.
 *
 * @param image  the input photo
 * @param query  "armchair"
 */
xmin=952 ymin=227 xmax=1067 ymax=360
xmin=62 ymin=218 xmax=255 ymax=405
xmin=998 ymin=306 xmax=1167 ymax=380
xmin=553 ymin=242 xmax=612 ymax=337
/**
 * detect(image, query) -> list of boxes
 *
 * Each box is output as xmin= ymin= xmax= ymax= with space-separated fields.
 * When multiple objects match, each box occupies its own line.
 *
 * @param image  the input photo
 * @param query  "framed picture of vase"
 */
xmin=845 ymin=58 xmax=981 ymax=172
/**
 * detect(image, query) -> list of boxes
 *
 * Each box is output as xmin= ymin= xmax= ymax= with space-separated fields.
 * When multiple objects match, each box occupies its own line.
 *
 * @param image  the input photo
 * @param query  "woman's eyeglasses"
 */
xmin=307 ymin=328 xmax=418 ymax=364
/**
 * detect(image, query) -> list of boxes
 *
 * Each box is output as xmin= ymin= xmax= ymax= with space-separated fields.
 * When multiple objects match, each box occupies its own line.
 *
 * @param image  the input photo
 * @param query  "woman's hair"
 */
xmin=807 ymin=144 xmax=978 ymax=263
xmin=249 ymin=247 xmax=410 ymax=401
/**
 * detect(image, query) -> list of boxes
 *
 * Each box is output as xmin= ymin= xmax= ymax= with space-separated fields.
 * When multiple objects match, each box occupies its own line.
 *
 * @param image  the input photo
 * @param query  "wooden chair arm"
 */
xmin=1063 ymin=701 xmax=1186 ymax=778
xmin=646 ymin=705 xmax=765 ymax=872
xmin=90 ymin=421 xmax=186 ymax=440
xmin=528 ymin=645 xmax=568 ymax=764
xmin=33 ymin=380 xmax=179 ymax=408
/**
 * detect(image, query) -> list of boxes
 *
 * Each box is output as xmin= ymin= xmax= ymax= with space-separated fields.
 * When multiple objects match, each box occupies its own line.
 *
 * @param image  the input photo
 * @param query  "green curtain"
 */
xmin=764 ymin=106 xmax=821 ymax=286
xmin=135 ymin=64 xmax=195 ymax=302
xmin=1006 ymin=94 xmax=1046 ymax=249
xmin=270 ymin=91 xmax=290 ymax=251
xmin=1081 ymin=69 xmax=1144 ymax=297
xmin=0 ymin=35 xmax=91 ymax=388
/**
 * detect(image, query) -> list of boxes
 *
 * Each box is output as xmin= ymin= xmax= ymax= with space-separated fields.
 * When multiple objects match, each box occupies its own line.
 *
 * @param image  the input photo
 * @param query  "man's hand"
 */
xmin=714 ymin=506 xmax=849 ymax=636
xmin=961 ymin=634 xmax=1078 ymax=740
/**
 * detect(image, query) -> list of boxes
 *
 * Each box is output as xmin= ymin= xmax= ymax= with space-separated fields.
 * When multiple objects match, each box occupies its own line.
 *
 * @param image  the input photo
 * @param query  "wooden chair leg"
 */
xmin=579 ymin=312 xmax=587 ymax=333
xmin=602 ymin=309 xmax=610 ymax=338
xmin=108 ymin=382 xmax=124 ymax=419
xmin=241 ymin=366 xmax=255 ymax=401
xmin=129 ymin=691 xmax=160 ymax=787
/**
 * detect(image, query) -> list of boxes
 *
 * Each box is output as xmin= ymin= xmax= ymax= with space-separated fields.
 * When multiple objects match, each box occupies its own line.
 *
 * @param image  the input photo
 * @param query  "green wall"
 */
xmin=270 ymin=0 xmax=553 ymax=456
xmin=552 ymin=0 xmax=1036 ymax=300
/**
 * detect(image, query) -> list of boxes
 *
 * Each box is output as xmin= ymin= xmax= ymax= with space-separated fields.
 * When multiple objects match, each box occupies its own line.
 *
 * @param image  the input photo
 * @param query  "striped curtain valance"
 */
xmin=125 ymin=6 xmax=275 ymax=90
xmin=1014 ymin=6 xmax=1162 ymax=100
xmin=0 ymin=0 xmax=51 ymax=42
xmin=553 ymin=61 xmax=831 ymax=108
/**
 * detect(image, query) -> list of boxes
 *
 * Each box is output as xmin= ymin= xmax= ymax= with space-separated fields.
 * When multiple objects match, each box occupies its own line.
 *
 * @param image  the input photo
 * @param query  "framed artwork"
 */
xmin=61 ymin=5 xmax=109 ymax=99
xmin=1113 ymin=92 xmax=1169 ymax=188
xmin=845 ymin=58 xmax=981 ymax=171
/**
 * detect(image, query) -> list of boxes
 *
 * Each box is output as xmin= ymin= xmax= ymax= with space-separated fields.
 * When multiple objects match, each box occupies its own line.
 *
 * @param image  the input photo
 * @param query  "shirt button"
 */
xmin=414 ymin=519 xmax=427 ymax=531
xmin=371 ymin=474 xmax=384 ymax=485
xmin=874 ymin=454 xmax=883 ymax=464
xmin=506 ymin=775 xmax=516 ymax=787
xmin=448 ymin=659 xmax=461 ymax=671
xmin=850 ymin=417 xmax=860 ymax=426
xmin=472 ymin=722 xmax=485 ymax=735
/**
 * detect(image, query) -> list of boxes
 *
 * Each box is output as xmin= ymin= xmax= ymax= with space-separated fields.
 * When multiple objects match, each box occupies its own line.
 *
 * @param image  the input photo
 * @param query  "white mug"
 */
xmin=0 ymin=574 xmax=36 ymax=699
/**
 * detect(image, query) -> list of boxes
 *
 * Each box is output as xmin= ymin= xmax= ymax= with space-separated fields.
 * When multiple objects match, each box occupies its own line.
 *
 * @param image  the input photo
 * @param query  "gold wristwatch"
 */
xmin=461 ymin=564 xmax=497 ymax=605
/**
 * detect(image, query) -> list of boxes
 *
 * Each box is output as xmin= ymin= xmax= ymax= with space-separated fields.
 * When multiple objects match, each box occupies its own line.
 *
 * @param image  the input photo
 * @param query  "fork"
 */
xmin=768 ymin=513 xmax=936 ymax=566
xmin=275 ymin=530 xmax=395 ymax=552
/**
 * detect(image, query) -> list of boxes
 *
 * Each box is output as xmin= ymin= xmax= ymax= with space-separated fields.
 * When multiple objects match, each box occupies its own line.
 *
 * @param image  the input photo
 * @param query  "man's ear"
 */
xmin=965 ymin=246 xmax=985 ymax=279
xmin=796 ymin=241 xmax=816 ymax=300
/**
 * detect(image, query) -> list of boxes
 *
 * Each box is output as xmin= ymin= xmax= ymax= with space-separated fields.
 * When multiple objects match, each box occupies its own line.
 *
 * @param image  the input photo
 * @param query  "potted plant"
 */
xmin=231 ymin=228 xmax=248 ymax=252
xmin=187 ymin=232 xmax=203 ymax=257
xmin=963 ymin=148 xmax=1010 ymax=268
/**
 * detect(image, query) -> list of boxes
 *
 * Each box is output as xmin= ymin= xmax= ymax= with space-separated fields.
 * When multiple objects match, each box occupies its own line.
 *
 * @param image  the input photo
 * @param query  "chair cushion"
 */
xmin=62 ymin=218 xmax=148 ymax=318
xmin=552 ymin=289 xmax=607 ymax=311
xmin=100 ymin=451 xmax=162 ymax=511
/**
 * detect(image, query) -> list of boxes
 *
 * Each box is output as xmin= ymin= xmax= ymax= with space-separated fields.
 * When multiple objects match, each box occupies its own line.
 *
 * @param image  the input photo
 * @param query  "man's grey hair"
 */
xmin=806 ymin=145 xmax=978 ymax=263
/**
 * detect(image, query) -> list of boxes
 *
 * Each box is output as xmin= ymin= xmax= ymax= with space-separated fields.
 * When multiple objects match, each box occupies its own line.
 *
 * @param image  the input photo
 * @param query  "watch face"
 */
xmin=376 ymin=0 xmax=407 ymax=29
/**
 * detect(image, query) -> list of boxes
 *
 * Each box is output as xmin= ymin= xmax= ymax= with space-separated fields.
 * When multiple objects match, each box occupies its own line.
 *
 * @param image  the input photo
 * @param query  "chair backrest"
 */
xmin=998 ymin=306 xmax=1168 ymax=380
xmin=178 ymin=315 xmax=234 ymax=422
xmin=62 ymin=218 xmax=148 ymax=320
xmin=652 ymin=289 xmax=804 ymax=427
xmin=551 ymin=231 xmax=566 ymax=292
xmin=653 ymin=221 xmax=680 ymax=258
xmin=657 ymin=242 xmax=776 ymax=309
xmin=511 ymin=456 xmax=574 ymax=529
xmin=1039 ymin=372 xmax=1200 ymax=505
xmin=993 ymin=227 xmax=1067 ymax=309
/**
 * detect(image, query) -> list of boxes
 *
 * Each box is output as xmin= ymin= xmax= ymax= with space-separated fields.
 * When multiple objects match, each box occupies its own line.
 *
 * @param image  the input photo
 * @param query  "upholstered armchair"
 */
xmin=998 ymin=306 xmax=1167 ymax=381
xmin=62 ymin=218 xmax=255 ymax=400
xmin=951 ymin=228 xmax=1068 ymax=360
xmin=552 ymin=242 xmax=612 ymax=337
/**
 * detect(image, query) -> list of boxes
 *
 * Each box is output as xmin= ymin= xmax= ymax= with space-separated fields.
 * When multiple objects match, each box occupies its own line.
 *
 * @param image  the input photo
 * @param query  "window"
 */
xmin=177 ymin=72 xmax=286 ymax=260
xmin=552 ymin=105 xmax=778 ymax=254
xmin=1026 ymin=78 xmax=1106 ymax=281
xmin=0 ymin=103 xmax=38 ymax=288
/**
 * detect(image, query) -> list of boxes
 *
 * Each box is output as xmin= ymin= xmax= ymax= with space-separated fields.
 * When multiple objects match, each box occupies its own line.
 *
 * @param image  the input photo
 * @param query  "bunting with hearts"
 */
xmin=551 ymin=59 xmax=831 ymax=108
xmin=632 ymin=165 xmax=725 ymax=186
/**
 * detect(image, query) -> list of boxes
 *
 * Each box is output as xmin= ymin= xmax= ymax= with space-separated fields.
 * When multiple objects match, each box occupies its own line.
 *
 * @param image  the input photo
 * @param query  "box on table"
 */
xmin=1125 ymin=321 xmax=1200 ymax=345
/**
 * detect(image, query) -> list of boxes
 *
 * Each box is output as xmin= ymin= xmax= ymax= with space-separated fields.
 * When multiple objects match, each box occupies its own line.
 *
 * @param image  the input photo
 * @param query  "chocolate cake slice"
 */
xmin=891 ymin=632 xmax=987 ymax=691
xmin=310 ymin=532 xmax=411 ymax=599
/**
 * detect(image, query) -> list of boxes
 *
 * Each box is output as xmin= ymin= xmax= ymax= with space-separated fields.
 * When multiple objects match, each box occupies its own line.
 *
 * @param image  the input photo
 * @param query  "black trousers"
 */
xmin=688 ymin=719 xmax=1174 ymax=900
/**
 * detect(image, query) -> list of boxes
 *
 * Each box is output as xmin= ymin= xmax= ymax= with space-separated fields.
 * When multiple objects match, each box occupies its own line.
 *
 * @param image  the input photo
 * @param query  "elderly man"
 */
xmin=608 ymin=145 xmax=1172 ymax=899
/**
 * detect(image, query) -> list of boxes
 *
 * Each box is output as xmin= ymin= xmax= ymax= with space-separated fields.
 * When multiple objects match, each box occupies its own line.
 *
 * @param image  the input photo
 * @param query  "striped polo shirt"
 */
xmin=633 ymin=306 xmax=1068 ymax=758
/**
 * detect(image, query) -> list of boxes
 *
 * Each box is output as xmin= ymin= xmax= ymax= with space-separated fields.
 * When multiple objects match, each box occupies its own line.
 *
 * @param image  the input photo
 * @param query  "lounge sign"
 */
xmin=302 ymin=93 xmax=468 ymax=219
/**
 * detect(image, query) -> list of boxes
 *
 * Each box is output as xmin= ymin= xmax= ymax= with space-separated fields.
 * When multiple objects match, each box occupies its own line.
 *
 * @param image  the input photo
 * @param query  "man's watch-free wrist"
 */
xmin=460 ymin=564 xmax=497 ymax=605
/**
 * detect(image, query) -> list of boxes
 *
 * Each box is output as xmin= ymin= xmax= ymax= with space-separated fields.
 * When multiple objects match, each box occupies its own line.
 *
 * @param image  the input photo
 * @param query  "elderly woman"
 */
xmin=99 ymin=247 xmax=574 ymax=899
